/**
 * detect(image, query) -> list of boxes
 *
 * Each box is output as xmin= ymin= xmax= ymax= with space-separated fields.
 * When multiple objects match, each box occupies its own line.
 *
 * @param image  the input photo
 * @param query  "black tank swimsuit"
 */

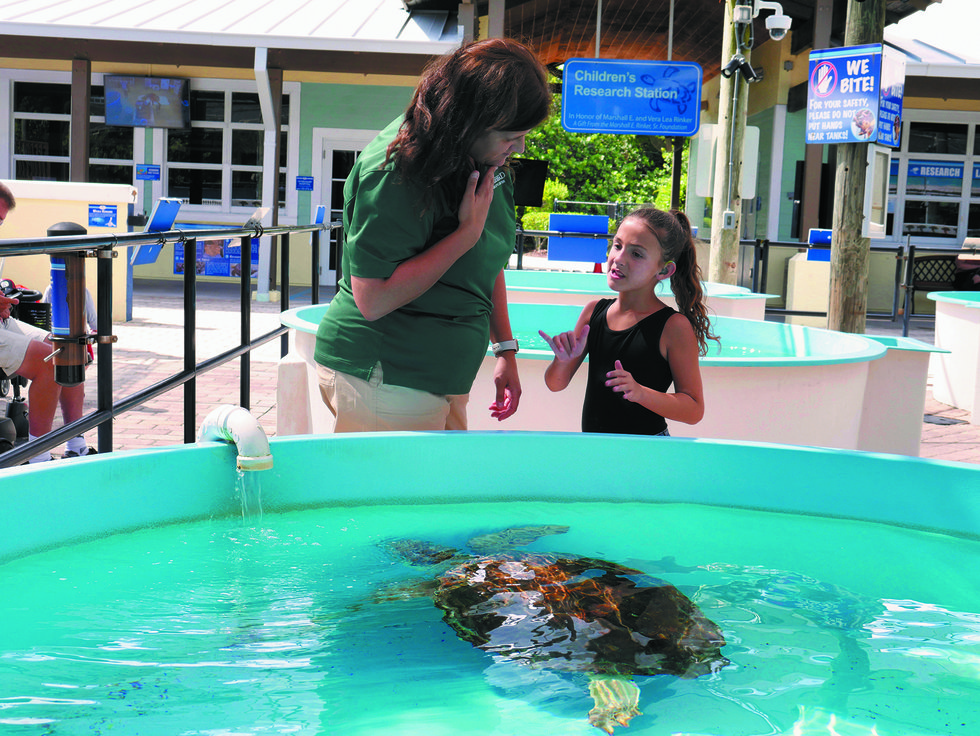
xmin=582 ymin=298 xmax=676 ymax=435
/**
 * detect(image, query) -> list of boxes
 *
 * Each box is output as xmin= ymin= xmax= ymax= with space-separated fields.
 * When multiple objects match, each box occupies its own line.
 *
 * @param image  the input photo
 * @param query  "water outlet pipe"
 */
xmin=197 ymin=405 xmax=273 ymax=471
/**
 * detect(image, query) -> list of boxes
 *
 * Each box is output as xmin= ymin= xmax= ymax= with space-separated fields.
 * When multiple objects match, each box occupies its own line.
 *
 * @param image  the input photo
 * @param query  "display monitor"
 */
xmin=104 ymin=75 xmax=190 ymax=129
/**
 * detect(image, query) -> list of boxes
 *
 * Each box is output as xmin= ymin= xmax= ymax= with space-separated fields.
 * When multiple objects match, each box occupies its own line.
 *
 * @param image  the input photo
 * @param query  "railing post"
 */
xmin=183 ymin=237 xmax=197 ymax=444
xmin=311 ymin=228 xmax=321 ymax=304
xmin=280 ymin=232 xmax=290 ymax=358
xmin=96 ymin=246 xmax=113 ymax=452
xmin=902 ymin=241 xmax=915 ymax=338
xmin=240 ymin=234 xmax=252 ymax=410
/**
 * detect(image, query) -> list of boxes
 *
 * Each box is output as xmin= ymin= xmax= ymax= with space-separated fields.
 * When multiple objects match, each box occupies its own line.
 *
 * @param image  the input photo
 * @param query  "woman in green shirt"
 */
xmin=314 ymin=38 xmax=552 ymax=432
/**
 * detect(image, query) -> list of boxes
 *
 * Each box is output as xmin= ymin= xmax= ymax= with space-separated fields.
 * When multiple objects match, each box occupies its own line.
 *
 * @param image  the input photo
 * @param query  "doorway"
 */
xmin=312 ymin=128 xmax=376 ymax=286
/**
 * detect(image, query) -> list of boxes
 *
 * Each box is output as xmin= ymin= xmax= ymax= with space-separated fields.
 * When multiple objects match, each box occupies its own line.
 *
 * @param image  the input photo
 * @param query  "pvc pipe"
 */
xmin=197 ymin=404 xmax=273 ymax=471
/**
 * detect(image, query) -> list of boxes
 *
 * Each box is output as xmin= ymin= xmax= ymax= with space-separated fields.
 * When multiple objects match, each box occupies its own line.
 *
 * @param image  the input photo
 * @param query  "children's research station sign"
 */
xmin=806 ymin=44 xmax=906 ymax=147
xmin=561 ymin=58 xmax=702 ymax=137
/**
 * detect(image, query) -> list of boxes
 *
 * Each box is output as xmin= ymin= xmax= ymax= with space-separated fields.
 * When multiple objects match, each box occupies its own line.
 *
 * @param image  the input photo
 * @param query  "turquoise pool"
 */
xmin=1 ymin=433 xmax=978 ymax=734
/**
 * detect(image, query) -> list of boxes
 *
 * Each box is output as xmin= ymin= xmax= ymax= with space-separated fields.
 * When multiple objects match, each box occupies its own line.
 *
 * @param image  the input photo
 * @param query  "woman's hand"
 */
xmin=457 ymin=166 xmax=498 ymax=242
xmin=488 ymin=352 xmax=521 ymax=421
xmin=539 ymin=325 xmax=589 ymax=363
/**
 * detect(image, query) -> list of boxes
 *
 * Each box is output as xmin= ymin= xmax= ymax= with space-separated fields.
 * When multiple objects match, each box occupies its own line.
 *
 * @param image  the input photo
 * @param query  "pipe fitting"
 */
xmin=197 ymin=405 xmax=273 ymax=471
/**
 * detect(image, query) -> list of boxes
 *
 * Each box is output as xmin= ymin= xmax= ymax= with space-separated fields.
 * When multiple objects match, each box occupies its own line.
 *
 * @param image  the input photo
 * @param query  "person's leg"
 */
xmin=444 ymin=394 xmax=469 ymax=431
xmin=60 ymin=382 xmax=92 ymax=456
xmin=12 ymin=339 xmax=61 ymax=439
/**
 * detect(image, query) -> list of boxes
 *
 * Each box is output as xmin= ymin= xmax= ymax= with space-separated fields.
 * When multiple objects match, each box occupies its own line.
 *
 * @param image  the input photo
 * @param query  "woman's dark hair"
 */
xmin=623 ymin=208 xmax=720 ymax=356
xmin=386 ymin=38 xmax=552 ymax=195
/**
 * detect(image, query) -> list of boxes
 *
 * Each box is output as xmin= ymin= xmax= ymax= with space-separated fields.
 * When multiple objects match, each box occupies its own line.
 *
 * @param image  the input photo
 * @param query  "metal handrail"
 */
xmin=0 ymin=220 xmax=340 ymax=468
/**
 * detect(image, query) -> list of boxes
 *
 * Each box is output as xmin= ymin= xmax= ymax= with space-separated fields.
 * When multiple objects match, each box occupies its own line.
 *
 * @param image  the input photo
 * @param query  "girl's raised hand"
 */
xmin=539 ymin=324 xmax=589 ymax=363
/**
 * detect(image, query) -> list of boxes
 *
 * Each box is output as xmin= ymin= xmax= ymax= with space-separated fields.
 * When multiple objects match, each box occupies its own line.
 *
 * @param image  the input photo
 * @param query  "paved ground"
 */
xmin=9 ymin=263 xmax=979 ymax=465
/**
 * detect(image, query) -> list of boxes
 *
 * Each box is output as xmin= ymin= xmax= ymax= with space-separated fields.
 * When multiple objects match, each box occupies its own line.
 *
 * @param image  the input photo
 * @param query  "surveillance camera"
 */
xmin=721 ymin=54 xmax=746 ymax=79
xmin=765 ymin=13 xmax=791 ymax=41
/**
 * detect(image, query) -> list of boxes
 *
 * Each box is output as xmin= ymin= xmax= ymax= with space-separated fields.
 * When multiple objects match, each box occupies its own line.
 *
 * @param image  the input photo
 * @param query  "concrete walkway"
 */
xmin=39 ymin=271 xmax=978 ymax=466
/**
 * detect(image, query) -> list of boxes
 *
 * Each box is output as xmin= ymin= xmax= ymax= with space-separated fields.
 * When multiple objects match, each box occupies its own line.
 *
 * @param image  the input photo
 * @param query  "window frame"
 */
xmin=8 ymin=69 xmax=135 ymax=185
xmin=2 ymin=70 xmax=300 ymax=222
xmin=886 ymin=108 xmax=978 ymax=245
xmin=163 ymin=79 xmax=299 ymax=218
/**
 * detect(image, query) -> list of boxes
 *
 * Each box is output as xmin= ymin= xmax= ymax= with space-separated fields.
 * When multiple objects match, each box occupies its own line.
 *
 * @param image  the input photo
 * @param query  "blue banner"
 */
xmin=561 ymin=58 xmax=702 ymax=136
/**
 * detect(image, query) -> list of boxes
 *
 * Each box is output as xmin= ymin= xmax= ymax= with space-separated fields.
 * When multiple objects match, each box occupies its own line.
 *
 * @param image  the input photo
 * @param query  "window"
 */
xmin=12 ymin=81 xmax=134 ymax=184
xmin=886 ymin=113 xmax=979 ymax=243
xmin=9 ymin=77 xmax=294 ymax=216
xmin=166 ymin=89 xmax=289 ymax=210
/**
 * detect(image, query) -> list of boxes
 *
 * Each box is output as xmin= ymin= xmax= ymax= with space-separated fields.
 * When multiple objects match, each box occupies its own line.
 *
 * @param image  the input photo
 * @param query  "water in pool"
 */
xmin=1 ymin=501 xmax=977 ymax=735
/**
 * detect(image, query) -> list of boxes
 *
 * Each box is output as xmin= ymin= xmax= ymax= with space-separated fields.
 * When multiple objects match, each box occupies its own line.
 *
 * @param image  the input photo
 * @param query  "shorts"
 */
xmin=0 ymin=317 xmax=48 ymax=375
xmin=317 ymin=361 xmax=469 ymax=433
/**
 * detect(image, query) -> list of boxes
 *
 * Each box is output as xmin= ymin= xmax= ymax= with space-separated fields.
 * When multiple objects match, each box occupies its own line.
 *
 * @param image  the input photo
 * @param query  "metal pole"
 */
xmin=240 ymin=234 xmax=251 ymax=410
xmin=311 ymin=228 xmax=321 ymax=304
xmin=96 ymin=248 xmax=113 ymax=452
xmin=280 ymin=232 xmax=290 ymax=358
xmin=183 ymin=238 xmax=197 ymax=444
xmin=595 ymin=0 xmax=601 ymax=57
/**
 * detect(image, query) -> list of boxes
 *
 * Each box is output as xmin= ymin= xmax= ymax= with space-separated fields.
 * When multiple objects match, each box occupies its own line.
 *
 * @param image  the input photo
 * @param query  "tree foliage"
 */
xmin=522 ymin=95 xmax=684 ymax=212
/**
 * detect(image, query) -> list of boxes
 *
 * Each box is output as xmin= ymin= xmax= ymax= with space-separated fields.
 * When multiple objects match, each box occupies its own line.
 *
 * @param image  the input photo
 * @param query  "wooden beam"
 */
xmin=70 ymin=58 xmax=90 ymax=184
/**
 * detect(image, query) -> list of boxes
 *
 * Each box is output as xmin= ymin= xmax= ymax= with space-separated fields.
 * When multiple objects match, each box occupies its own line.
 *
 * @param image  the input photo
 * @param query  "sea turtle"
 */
xmin=381 ymin=525 xmax=729 ymax=733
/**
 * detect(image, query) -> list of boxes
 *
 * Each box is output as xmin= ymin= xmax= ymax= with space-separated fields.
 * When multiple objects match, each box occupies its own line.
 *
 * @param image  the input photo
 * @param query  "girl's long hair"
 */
xmin=625 ymin=208 xmax=720 ymax=356
xmin=386 ymin=38 xmax=552 ymax=202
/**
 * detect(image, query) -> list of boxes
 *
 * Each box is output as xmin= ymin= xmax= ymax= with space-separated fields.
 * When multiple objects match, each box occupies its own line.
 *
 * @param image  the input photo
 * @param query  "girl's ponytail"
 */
xmin=622 ymin=208 xmax=720 ymax=356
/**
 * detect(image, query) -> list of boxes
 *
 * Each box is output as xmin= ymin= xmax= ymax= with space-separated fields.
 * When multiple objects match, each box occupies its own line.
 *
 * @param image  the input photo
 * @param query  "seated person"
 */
xmin=0 ymin=181 xmax=94 ymax=461
xmin=1 ymin=291 xmax=93 ymax=461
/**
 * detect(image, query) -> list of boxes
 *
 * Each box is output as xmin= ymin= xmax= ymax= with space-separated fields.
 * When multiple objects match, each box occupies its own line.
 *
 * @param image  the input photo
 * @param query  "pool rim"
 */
xmin=281 ymin=303 xmax=888 ymax=367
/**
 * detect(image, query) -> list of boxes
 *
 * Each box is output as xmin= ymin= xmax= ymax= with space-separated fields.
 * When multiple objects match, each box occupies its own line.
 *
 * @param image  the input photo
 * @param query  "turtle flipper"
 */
xmin=381 ymin=538 xmax=460 ymax=566
xmin=587 ymin=675 xmax=641 ymax=734
xmin=467 ymin=524 xmax=570 ymax=556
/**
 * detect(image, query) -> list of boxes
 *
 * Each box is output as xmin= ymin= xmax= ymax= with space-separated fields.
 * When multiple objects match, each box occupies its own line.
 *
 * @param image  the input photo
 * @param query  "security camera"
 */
xmin=721 ymin=54 xmax=745 ymax=78
xmin=765 ymin=13 xmax=792 ymax=41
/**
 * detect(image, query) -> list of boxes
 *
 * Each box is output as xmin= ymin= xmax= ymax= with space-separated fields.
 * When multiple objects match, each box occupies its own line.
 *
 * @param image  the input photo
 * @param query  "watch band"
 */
xmin=491 ymin=339 xmax=519 ymax=357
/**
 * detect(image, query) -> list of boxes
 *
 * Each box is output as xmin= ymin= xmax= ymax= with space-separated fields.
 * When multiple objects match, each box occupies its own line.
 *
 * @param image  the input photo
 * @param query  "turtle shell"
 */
xmin=432 ymin=553 xmax=729 ymax=678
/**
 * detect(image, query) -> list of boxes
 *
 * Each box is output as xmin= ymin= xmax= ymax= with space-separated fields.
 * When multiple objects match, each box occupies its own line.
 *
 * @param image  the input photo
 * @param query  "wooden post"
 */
xmin=709 ymin=0 xmax=748 ymax=285
xmin=827 ymin=0 xmax=885 ymax=334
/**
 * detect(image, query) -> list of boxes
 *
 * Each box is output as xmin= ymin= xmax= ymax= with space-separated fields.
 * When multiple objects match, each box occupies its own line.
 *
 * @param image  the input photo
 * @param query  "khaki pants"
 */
xmin=317 ymin=362 xmax=468 ymax=433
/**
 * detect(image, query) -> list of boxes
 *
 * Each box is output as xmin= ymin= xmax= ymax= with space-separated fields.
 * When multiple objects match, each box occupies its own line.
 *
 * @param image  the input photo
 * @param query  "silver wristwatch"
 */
xmin=491 ymin=339 xmax=519 ymax=357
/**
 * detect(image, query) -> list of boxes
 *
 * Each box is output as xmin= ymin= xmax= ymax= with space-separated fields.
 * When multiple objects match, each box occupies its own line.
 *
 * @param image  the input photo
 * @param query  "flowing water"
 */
xmin=1 ymin=500 xmax=977 ymax=735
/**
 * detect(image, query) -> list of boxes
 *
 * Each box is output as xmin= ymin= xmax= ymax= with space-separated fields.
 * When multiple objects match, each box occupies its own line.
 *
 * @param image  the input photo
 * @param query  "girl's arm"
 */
xmin=352 ymin=167 xmax=497 ymax=321
xmin=604 ymin=313 xmax=705 ymax=424
xmin=487 ymin=269 xmax=521 ymax=421
xmin=540 ymin=301 xmax=596 ymax=392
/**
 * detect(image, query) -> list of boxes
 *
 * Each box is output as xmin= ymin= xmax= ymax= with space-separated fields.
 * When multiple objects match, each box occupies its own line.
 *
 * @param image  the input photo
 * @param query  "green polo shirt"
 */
xmin=314 ymin=118 xmax=516 ymax=396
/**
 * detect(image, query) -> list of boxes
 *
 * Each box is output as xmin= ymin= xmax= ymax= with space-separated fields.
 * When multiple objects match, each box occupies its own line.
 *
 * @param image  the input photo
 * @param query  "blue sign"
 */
xmin=806 ymin=44 xmax=906 ymax=147
xmin=88 ymin=204 xmax=118 ymax=228
xmin=561 ymin=58 xmax=702 ymax=136
xmin=136 ymin=164 xmax=161 ymax=181
xmin=295 ymin=176 xmax=314 ymax=192
xmin=547 ymin=213 xmax=608 ymax=263
xmin=877 ymin=46 xmax=906 ymax=147
xmin=173 ymin=223 xmax=260 ymax=279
